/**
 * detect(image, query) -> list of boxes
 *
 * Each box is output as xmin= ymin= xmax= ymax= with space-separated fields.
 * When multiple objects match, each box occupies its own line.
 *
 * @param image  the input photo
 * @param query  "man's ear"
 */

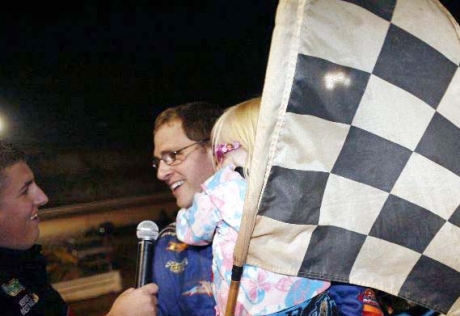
xmin=205 ymin=145 xmax=214 ymax=159
xmin=205 ymin=146 xmax=219 ymax=170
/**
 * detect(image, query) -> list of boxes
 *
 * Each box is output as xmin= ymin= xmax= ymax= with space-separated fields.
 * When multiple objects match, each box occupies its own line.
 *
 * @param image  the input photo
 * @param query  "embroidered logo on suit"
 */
xmin=182 ymin=281 xmax=213 ymax=296
xmin=166 ymin=241 xmax=188 ymax=252
xmin=2 ymin=279 xmax=39 ymax=315
xmin=2 ymin=279 xmax=25 ymax=297
xmin=165 ymin=258 xmax=188 ymax=273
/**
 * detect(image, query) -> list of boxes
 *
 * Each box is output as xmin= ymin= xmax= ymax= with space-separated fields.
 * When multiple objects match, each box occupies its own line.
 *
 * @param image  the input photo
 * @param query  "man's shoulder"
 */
xmin=154 ymin=222 xmax=213 ymax=277
xmin=156 ymin=222 xmax=190 ymax=252
xmin=158 ymin=222 xmax=178 ymax=238
xmin=156 ymin=222 xmax=212 ymax=255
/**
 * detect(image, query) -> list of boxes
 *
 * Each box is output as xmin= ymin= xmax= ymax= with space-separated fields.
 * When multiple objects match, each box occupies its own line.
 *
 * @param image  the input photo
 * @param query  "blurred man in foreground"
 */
xmin=0 ymin=140 xmax=157 ymax=316
xmin=151 ymin=101 xmax=223 ymax=315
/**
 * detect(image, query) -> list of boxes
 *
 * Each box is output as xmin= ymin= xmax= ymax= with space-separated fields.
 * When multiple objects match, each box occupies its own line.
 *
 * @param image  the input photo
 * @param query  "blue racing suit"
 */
xmin=328 ymin=283 xmax=439 ymax=316
xmin=151 ymin=223 xmax=215 ymax=316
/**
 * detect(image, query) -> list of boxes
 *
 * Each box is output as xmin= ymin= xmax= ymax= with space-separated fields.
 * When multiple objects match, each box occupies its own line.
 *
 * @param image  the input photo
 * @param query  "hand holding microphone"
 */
xmin=135 ymin=220 xmax=159 ymax=288
xmin=107 ymin=283 xmax=159 ymax=316
xmin=108 ymin=220 xmax=159 ymax=316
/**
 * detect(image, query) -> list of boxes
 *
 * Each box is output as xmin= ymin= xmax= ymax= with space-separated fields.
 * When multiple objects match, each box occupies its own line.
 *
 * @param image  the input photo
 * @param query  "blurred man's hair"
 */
xmin=154 ymin=102 xmax=223 ymax=142
xmin=0 ymin=140 xmax=26 ymax=187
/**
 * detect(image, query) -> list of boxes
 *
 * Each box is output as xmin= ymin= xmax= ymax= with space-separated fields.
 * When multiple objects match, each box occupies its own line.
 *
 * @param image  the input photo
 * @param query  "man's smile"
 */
xmin=170 ymin=180 xmax=184 ymax=191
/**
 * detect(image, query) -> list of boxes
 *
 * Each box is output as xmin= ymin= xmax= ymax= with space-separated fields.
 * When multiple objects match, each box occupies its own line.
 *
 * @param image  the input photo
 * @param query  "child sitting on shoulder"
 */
xmin=176 ymin=98 xmax=335 ymax=316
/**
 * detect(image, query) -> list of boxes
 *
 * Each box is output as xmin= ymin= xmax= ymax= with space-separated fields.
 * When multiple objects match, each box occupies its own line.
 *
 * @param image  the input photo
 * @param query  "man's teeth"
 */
xmin=30 ymin=214 xmax=38 ymax=220
xmin=171 ymin=181 xmax=184 ymax=191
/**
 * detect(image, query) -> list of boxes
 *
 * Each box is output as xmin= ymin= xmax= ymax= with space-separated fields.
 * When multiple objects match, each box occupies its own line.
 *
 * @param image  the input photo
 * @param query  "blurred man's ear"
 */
xmin=205 ymin=146 xmax=219 ymax=171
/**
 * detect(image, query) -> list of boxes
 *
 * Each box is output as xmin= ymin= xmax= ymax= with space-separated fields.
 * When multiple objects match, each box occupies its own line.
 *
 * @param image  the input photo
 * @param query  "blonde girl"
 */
xmin=176 ymin=98 xmax=333 ymax=315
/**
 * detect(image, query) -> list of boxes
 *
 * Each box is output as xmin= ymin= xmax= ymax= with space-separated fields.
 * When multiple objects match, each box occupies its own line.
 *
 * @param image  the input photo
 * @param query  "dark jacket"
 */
xmin=0 ymin=245 xmax=69 ymax=316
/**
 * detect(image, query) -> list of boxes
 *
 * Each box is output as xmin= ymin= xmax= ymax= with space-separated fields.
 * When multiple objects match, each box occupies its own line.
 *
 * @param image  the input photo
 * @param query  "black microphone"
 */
xmin=135 ymin=220 xmax=159 ymax=287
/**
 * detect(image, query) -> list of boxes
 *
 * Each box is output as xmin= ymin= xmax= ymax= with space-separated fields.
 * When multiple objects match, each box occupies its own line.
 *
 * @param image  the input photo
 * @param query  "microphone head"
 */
xmin=136 ymin=220 xmax=159 ymax=241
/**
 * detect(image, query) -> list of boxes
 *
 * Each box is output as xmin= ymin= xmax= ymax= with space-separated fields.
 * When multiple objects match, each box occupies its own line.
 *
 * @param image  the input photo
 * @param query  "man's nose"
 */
xmin=156 ymin=160 xmax=172 ymax=181
xmin=35 ymin=185 xmax=49 ymax=207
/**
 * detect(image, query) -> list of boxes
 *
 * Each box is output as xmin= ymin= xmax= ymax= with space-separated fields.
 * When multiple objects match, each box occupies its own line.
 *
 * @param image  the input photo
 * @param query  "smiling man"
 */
xmin=0 ymin=141 xmax=69 ymax=316
xmin=0 ymin=153 xmax=47 ymax=250
xmin=154 ymin=121 xmax=215 ymax=209
xmin=0 ymin=141 xmax=158 ymax=316
xmin=152 ymin=101 xmax=223 ymax=316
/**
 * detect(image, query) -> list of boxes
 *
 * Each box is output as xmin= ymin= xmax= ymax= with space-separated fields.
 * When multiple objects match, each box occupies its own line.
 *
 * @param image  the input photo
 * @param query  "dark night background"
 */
xmin=0 ymin=1 xmax=458 ymax=207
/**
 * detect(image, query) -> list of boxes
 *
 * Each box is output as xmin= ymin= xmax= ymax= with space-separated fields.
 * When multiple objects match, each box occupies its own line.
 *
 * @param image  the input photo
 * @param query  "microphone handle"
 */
xmin=135 ymin=239 xmax=154 ymax=287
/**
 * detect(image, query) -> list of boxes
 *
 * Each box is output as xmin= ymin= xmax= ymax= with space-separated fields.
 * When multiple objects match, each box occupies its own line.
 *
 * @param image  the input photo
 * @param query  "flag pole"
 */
xmin=224 ymin=1 xmax=294 ymax=312
xmin=225 ymin=266 xmax=243 ymax=316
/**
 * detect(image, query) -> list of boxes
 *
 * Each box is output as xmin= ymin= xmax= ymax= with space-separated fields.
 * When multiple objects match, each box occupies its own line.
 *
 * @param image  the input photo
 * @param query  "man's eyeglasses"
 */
xmin=152 ymin=139 xmax=209 ymax=169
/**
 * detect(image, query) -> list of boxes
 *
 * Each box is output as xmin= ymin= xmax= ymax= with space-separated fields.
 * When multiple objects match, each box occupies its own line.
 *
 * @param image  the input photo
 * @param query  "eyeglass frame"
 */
xmin=152 ymin=139 xmax=209 ymax=169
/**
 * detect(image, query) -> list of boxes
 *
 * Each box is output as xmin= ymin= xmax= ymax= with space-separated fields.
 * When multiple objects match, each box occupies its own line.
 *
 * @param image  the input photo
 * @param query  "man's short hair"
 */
xmin=0 ymin=141 xmax=26 ymax=187
xmin=154 ymin=102 xmax=223 ymax=142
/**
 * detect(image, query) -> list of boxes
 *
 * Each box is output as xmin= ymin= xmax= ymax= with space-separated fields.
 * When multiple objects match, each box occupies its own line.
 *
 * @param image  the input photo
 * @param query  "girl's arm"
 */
xmin=176 ymin=191 xmax=220 ymax=245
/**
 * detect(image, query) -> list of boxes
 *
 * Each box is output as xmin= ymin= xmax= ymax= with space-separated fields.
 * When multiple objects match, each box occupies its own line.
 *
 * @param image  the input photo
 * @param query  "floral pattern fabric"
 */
xmin=176 ymin=165 xmax=330 ymax=315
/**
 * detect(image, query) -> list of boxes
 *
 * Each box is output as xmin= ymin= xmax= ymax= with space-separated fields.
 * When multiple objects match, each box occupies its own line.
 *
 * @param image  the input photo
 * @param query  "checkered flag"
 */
xmin=235 ymin=0 xmax=460 ymax=314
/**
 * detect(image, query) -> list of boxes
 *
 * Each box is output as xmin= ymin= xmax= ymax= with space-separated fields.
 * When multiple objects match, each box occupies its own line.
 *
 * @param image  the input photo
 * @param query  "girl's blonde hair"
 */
xmin=211 ymin=97 xmax=261 ymax=176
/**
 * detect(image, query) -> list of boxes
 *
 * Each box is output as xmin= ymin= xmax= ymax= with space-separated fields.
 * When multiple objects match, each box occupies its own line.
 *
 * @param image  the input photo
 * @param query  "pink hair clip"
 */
xmin=215 ymin=141 xmax=241 ymax=163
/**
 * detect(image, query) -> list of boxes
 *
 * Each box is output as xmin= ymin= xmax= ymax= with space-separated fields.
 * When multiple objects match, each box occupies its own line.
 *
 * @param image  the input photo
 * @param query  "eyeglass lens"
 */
xmin=152 ymin=140 xmax=206 ymax=169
